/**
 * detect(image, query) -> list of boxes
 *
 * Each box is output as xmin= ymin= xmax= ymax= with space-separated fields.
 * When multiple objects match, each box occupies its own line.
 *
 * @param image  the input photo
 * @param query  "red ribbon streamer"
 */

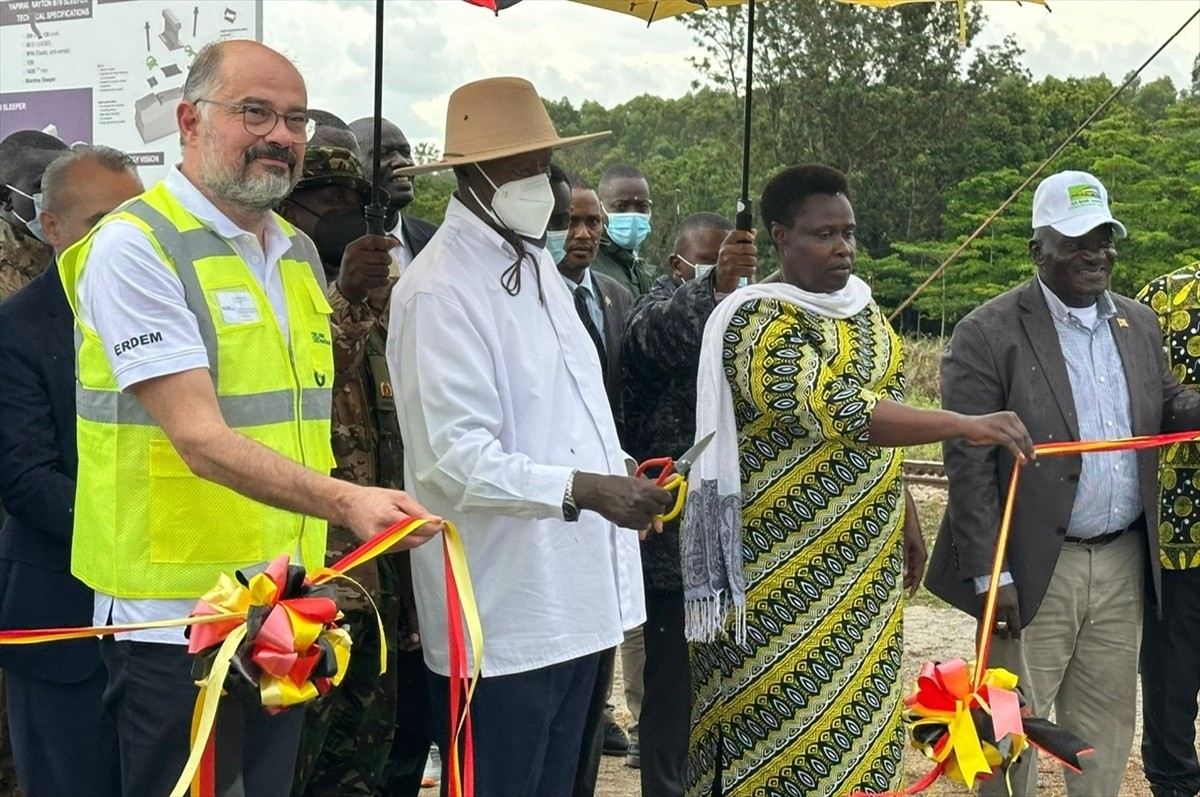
xmin=0 ymin=515 xmax=479 ymax=797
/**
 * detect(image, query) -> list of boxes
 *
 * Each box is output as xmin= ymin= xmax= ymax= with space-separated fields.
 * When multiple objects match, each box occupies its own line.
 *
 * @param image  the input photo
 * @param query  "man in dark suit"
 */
xmin=927 ymin=171 xmax=1200 ymax=797
xmin=0 ymin=143 xmax=142 ymax=797
xmin=546 ymin=166 xmax=635 ymax=797
xmin=551 ymin=170 xmax=633 ymax=433
xmin=348 ymin=116 xmax=437 ymax=275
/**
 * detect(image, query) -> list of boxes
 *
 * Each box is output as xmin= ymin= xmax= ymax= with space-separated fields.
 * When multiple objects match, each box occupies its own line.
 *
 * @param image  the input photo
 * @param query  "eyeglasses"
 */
xmin=194 ymin=98 xmax=317 ymax=143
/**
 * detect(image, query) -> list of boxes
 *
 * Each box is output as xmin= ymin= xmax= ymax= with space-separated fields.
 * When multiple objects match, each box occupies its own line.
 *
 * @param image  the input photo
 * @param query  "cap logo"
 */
xmin=1067 ymin=184 xmax=1103 ymax=210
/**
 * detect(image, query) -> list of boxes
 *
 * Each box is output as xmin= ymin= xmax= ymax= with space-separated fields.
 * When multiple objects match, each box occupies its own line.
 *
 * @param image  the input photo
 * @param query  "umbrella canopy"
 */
xmin=571 ymin=0 xmax=1035 ymax=31
xmin=466 ymin=0 xmax=1046 ymax=228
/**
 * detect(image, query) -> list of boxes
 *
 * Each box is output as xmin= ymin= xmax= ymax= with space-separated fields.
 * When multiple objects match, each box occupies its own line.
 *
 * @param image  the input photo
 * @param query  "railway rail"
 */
xmin=901 ymin=459 xmax=947 ymax=487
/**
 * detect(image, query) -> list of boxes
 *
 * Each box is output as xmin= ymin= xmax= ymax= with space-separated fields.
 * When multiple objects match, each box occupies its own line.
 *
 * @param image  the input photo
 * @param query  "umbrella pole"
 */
xmin=735 ymin=0 xmax=755 ymax=232
xmin=365 ymin=0 xmax=387 ymax=235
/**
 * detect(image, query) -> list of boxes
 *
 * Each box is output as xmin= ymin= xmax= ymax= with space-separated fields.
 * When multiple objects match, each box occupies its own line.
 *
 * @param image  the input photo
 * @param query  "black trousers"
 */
xmin=573 ymin=647 xmax=617 ymax=796
xmin=640 ymin=589 xmax=690 ymax=797
xmin=100 ymin=638 xmax=305 ymax=797
xmin=378 ymin=648 xmax=435 ymax=797
xmin=1141 ymin=567 xmax=1200 ymax=796
xmin=6 ymin=666 xmax=120 ymax=797
xmin=428 ymin=652 xmax=600 ymax=797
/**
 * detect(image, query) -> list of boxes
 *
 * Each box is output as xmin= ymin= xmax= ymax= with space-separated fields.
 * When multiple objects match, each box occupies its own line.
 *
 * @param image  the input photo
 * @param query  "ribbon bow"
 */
xmin=904 ymin=659 xmax=1025 ymax=789
xmin=188 ymin=555 xmax=352 ymax=709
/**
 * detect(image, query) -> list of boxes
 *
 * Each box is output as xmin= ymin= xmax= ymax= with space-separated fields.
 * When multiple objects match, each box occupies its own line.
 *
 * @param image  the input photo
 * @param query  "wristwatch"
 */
xmin=562 ymin=469 xmax=580 ymax=522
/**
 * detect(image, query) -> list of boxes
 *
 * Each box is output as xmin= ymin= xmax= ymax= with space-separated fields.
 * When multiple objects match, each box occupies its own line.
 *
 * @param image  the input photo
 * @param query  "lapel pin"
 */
xmin=1116 ymin=317 xmax=1129 ymax=328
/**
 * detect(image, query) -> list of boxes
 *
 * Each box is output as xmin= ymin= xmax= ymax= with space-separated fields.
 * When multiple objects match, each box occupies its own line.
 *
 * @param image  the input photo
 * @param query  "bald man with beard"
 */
xmin=58 ymin=41 xmax=438 ymax=796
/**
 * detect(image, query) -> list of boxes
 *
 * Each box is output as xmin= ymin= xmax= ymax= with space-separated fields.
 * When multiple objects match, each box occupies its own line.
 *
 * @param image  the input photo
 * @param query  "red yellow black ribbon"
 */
xmin=853 ymin=430 xmax=1200 ymax=797
xmin=0 ymin=516 xmax=481 ymax=797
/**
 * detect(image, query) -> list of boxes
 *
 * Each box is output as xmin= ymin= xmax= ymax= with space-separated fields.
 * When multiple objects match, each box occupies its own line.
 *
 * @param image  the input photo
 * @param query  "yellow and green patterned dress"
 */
xmin=687 ymin=297 xmax=907 ymax=797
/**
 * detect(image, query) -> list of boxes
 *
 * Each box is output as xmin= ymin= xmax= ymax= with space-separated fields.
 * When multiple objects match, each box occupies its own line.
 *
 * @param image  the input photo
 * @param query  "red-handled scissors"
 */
xmin=634 ymin=432 xmax=715 ymax=522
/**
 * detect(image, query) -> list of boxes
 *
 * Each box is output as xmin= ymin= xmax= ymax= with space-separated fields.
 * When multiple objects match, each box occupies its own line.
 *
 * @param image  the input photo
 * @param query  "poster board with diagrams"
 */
xmin=1 ymin=0 xmax=263 ymax=186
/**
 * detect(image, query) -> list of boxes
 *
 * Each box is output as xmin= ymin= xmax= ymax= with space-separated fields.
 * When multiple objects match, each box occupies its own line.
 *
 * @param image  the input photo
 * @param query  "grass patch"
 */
xmin=902 ymin=336 xmax=947 ymax=463
xmin=905 ymin=486 xmax=953 ymax=609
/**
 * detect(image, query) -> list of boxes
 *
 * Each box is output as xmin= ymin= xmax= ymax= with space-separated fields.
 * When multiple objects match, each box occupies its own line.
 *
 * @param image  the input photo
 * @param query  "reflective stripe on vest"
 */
xmin=65 ymin=183 xmax=333 ymax=599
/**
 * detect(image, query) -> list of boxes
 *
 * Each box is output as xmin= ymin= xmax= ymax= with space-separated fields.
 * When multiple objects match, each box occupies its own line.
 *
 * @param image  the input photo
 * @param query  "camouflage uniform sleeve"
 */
xmin=623 ymin=274 xmax=717 ymax=376
xmin=328 ymin=280 xmax=378 ymax=379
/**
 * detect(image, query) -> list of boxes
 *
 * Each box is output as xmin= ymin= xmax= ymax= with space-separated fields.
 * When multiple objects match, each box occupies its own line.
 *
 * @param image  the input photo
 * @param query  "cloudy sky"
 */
xmin=263 ymin=0 xmax=1200 ymax=147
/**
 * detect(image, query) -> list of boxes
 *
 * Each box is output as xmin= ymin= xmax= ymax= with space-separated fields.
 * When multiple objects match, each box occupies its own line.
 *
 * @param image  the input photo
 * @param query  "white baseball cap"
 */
xmin=1031 ymin=170 xmax=1127 ymax=238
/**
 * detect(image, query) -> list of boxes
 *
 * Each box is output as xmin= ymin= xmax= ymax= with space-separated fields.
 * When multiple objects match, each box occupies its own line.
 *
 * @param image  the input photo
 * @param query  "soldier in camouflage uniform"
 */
xmin=0 ymin=129 xmax=66 ymax=797
xmin=0 ymin=130 xmax=65 ymax=302
xmin=277 ymin=146 xmax=408 ymax=797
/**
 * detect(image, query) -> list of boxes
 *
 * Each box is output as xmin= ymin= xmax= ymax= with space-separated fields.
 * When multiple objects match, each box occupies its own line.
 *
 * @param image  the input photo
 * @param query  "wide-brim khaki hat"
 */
xmin=397 ymin=77 xmax=610 ymax=176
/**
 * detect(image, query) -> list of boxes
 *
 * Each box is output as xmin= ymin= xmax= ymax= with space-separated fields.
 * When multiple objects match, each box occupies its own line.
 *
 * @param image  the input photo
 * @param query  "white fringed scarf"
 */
xmin=680 ymin=276 xmax=874 ymax=644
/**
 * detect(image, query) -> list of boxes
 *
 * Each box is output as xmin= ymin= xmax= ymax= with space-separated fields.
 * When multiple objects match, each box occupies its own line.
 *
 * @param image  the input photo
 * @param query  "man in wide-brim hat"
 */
xmin=385 ymin=76 xmax=673 ymax=796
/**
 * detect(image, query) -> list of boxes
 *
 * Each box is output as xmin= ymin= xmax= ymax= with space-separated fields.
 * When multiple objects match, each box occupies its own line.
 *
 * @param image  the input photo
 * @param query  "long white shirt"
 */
xmin=387 ymin=196 xmax=644 ymax=677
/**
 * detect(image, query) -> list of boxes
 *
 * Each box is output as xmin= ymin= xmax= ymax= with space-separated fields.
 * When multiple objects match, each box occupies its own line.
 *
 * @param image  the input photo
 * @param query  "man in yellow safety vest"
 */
xmin=57 ymin=40 xmax=439 ymax=796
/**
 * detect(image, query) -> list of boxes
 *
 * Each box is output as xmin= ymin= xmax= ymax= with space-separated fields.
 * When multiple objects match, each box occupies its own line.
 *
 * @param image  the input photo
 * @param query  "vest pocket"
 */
xmin=147 ymin=439 xmax=265 ymax=563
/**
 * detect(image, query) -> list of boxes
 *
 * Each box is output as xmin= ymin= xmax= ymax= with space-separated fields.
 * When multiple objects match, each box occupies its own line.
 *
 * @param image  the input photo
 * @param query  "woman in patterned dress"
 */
xmin=682 ymin=165 xmax=1034 ymax=797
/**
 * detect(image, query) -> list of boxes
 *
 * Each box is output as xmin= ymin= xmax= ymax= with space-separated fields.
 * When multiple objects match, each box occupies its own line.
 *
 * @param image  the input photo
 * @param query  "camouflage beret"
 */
xmin=295 ymin=146 xmax=375 ymax=198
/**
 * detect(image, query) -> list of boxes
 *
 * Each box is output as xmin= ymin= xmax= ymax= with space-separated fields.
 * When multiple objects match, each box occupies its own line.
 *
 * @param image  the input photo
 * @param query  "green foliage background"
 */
xmin=406 ymin=2 xmax=1200 ymax=334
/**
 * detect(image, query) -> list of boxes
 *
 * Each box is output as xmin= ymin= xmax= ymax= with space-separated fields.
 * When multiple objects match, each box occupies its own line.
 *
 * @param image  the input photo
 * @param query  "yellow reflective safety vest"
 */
xmin=59 ymin=183 xmax=333 ymax=598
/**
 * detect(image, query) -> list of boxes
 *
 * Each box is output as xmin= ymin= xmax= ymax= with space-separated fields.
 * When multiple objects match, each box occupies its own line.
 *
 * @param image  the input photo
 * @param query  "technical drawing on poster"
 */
xmin=0 ymin=0 xmax=262 ymax=186
xmin=131 ymin=4 xmax=248 ymax=143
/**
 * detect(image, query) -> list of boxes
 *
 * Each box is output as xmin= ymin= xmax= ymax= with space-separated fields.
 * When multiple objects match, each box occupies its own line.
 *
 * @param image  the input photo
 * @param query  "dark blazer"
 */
xmin=0 ymin=267 xmax=101 ymax=683
xmin=926 ymin=277 xmax=1200 ymax=626
xmin=593 ymin=270 xmax=633 ymax=435
xmin=401 ymin=213 xmax=437 ymax=258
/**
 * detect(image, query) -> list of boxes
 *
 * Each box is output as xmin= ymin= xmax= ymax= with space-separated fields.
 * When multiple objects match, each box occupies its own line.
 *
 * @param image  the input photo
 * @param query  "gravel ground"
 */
xmin=425 ymin=485 xmax=1194 ymax=796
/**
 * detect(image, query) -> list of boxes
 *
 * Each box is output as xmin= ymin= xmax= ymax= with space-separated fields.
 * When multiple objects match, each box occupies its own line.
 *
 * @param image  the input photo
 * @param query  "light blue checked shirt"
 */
xmin=974 ymin=280 xmax=1142 ymax=593
xmin=1038 ymin=279 xmax=1142 ymax=538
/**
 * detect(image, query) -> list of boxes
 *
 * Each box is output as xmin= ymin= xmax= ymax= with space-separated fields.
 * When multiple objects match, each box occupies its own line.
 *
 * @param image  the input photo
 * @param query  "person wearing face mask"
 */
xmin=276 ymin=146 xmax=416 ymax=797
xmin=0 ymin=126 xmax=68 ymax=797
xmin=386 ymin=77 xmax=674 ymax=797
xmin=349 ymin=116 xmax=438 ymax=277
xmin=592 ymin=163 xmax=656 ymax=299
xmin=0 ymin=143 xmax=142 ymax=797
xmin=548 ymin=165 xmax=636 ymax=797
xmin=590 ymin=162 xmax=658 ymax=761
xmin=0 ymin=130 xmax=67 ymax=302
xmin=621 ymin=212 xmax=755 ymax=797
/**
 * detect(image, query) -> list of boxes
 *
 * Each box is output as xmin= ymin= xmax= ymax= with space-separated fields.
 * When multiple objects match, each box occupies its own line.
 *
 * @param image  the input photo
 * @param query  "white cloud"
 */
xmin=263 ymin=0 xmax=1199 ymax=148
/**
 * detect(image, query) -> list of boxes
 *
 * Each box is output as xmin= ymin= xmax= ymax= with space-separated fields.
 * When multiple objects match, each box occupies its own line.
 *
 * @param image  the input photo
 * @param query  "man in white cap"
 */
xmin=927 ymin=170 xmax=1200 ymax=796
xmin=385 ymin=77 xmax=673 ymax=796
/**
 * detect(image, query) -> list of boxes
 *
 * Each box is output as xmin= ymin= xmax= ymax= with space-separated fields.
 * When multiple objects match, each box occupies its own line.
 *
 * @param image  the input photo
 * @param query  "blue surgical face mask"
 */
xmin=5 ymin=184 xmax=48 ymax=244
xmin=605 ymin=212 xmax=651 ymax=252
xmin=545 ymin=229 xmax=568 ymax=264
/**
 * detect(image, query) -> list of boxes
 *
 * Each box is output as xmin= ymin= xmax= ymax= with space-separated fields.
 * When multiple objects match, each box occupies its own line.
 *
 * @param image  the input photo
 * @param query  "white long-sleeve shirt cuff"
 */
xmin=973 ymin=570 xmax=1014 ymax=594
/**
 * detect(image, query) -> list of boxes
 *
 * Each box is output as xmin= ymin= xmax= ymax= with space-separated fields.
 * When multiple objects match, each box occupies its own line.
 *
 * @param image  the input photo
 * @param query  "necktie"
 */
xmin=573 ymin=284 xmax=607 ymax=378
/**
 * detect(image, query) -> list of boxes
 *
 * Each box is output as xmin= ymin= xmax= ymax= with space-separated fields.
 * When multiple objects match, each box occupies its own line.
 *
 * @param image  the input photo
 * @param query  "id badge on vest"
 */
xmin=214 ymin=288 xmax=261 ymax=325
